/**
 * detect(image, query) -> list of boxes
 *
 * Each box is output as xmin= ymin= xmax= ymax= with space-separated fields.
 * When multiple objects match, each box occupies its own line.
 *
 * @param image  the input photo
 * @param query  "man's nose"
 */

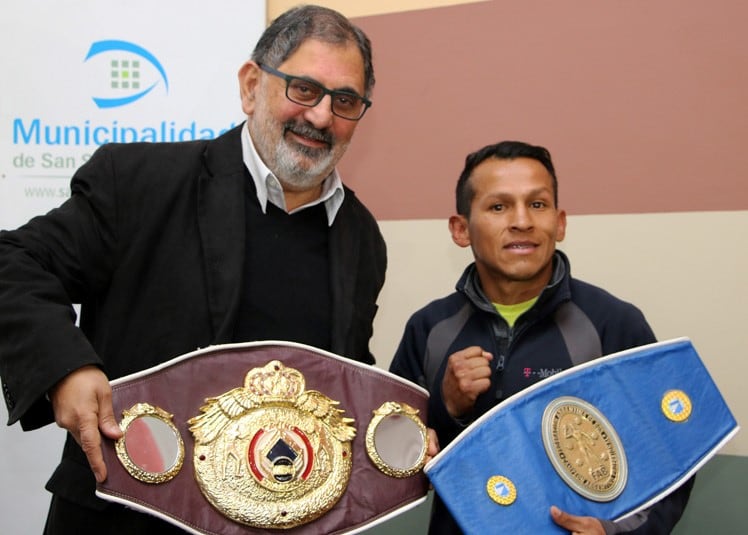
xmin=511 ymin=206 xmax=533 ymax=230
xmin=302 ymin=94 xmax=334 ymax=129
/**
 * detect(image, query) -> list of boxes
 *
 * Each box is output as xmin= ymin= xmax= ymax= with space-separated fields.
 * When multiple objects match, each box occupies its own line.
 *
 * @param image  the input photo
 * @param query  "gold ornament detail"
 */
xmin=542 ymin=396 xmax=627 ymax=502
xmin=188 ymin=360 xmax=356 ymax=529
xmin=115 ymin=402 xmax=184 ymax=484
xmin=486 ymin=475 xmax=517 ymax=505
xmin=365 ymin=401 xmax=428 ymax=478
xmin=661 ymin=390 xmax=692 ymax=422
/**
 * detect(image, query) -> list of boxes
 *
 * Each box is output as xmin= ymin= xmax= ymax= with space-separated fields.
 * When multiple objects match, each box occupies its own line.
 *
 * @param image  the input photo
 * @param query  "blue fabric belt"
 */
xmin=424 ymin=338 xmax=738 ymax=534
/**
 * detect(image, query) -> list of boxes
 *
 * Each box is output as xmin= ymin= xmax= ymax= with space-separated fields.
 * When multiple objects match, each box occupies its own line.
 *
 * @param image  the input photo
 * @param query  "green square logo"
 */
xmin=109 ymin=57 xmax=141 ymax=91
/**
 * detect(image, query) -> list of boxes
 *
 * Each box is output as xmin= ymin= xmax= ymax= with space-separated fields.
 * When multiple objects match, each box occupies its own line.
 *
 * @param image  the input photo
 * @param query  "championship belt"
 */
xmin=95 ymin=341 xmax=430 ymax=534
xmin=424 ymin=338 xmax=739 ymax=534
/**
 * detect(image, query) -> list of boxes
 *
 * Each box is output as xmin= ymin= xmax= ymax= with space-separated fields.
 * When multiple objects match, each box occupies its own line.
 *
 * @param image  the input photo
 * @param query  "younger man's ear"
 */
xmin=449 ymin=215 xmax=471 ymax=248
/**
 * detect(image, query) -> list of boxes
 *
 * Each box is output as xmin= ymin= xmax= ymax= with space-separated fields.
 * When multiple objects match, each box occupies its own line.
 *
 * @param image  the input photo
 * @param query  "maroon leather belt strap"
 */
xmin=96 ymin=341 xmax=429 ymax=534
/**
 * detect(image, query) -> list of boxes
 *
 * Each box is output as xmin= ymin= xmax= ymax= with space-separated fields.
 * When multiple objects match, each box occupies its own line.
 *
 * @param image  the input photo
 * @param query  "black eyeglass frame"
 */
xmin=258 ymin=63 xmax=372 ymax=121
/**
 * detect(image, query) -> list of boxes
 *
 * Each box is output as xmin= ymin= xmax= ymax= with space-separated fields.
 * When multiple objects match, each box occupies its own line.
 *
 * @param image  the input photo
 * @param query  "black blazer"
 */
xmin=0 ymin=125 xmax=386 ymax=507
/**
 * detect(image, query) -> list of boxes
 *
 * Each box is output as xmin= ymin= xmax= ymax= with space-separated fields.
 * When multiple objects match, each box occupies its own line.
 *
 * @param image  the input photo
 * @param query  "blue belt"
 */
xmin=424 ymin=338 xmax=738 ymax=534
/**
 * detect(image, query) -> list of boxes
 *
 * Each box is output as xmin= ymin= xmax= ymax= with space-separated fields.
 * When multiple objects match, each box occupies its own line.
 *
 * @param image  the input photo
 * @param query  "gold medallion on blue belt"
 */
xmin=541 ymin=396 xmax=628 ymax=502
xmin=661 ymin=390 xmax=692 ymax=422
xmin=486 ymin=475 xmax=517 ymax=505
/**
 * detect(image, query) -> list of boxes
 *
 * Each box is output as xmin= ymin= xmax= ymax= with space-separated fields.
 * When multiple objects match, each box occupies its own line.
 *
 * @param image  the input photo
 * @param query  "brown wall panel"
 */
xmin=339 ymin=0 xmax=748 ymax=219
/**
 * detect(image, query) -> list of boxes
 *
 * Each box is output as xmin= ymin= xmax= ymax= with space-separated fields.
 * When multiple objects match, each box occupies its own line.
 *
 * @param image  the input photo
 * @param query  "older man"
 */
xmin=0 ymin=6 xmax=386 ymax=533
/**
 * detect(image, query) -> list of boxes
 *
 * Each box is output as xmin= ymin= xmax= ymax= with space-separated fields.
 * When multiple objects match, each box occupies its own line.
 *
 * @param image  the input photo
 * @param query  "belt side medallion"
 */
xmin=188 ymin=360 xmax=355 ymax=529
xmin=486 ymin=475 xmax=517 ymax=506
xmin=661 ymin=390 xmax=692 ymax=422
xmin=542 ymin=396 xmax=627 ymax=502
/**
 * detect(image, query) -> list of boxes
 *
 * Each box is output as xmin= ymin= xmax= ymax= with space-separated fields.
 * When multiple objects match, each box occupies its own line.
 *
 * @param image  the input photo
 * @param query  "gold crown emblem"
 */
xmin=244 ymin=360 xmax=306 ymax=401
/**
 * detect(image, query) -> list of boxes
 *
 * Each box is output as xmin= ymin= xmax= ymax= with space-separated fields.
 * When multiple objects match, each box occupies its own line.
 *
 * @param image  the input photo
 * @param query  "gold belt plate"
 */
xmin=188 ymin=360 xmax=355 ymax=529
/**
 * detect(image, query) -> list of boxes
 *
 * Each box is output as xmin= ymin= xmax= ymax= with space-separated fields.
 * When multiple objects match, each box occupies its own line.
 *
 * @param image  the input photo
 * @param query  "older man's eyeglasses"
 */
xmin=258 ymin=63 xmax=371 ymax=121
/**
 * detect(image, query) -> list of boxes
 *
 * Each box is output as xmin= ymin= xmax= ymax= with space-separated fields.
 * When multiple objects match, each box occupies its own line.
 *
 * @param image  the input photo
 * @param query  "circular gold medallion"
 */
xmin=661 ymin=390 xmax=692 ymax=422
xmin=365 ymin=401 xmax=428 ymax=478
xmin=189 ymin=361 xmax=355 ymax=529
xmin=115 ymin=403 xmax=184 ymax=484
xmin=542 ymin=396 xmax=627 ymax=502
xmin=486 ymin=475 xmax=517 ymax=505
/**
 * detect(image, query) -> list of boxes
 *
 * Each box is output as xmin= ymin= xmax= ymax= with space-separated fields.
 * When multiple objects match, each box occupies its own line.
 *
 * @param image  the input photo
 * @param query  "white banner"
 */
xmin=0 ymin=0 xmax=265 ymax=230
xmin=0 ymin=2 xmax=265 ymax=532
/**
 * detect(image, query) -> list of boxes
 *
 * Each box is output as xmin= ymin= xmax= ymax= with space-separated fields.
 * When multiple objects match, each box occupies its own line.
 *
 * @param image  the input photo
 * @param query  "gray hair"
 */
xmin=251 ymin=5 xmax=375 ymax=98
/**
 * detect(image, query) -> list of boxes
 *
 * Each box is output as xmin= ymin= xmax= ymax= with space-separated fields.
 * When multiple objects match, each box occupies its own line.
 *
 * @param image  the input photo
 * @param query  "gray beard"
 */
xmin=273 ymin=135 xmax=344 ymax=190
xmin=248 ymin=96 xmax=347 ymax=191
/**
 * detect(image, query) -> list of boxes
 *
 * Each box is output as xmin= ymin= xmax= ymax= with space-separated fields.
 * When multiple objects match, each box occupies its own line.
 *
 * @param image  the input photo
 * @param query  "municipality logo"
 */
xmin=84 ymin=40 xmax=169 ymax=108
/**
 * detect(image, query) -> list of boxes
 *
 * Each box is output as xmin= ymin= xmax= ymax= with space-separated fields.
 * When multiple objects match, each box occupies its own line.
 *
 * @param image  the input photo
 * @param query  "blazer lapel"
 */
xmin=197 ymin=125 xmax=246 ymax=342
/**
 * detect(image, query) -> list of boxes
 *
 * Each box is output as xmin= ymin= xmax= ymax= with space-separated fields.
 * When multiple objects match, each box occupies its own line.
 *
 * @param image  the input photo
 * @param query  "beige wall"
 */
xmin=265 ymin=0 xmax=747 ymax=456
xmin=268 ymin=0 xmax=488 ymax=19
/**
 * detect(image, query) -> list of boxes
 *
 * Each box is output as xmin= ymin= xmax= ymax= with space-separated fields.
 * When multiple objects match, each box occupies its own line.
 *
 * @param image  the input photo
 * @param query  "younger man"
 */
xmin=390 ymin=141 xmax=692 ymax=534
